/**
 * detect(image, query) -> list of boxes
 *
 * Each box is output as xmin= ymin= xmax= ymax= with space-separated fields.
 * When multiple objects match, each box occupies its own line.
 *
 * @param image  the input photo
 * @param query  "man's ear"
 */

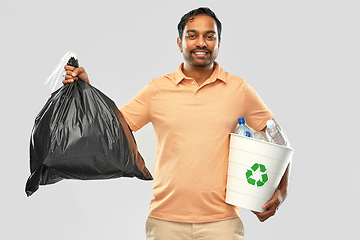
xmin=218 ymin=38 xmax=221 ymax=48
xmin=177 ymin=37 xmax=183 ymax=53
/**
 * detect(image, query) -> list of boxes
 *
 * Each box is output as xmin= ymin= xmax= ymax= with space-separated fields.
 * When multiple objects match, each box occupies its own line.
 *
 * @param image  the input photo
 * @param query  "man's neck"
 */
xmin=182 ymin=62 xmax=215 ymax=86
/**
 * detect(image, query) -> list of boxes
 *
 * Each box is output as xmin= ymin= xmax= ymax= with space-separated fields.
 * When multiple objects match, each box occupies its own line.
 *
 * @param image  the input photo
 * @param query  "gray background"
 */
xmin=1 ymin=0 xmax=359 ymax=239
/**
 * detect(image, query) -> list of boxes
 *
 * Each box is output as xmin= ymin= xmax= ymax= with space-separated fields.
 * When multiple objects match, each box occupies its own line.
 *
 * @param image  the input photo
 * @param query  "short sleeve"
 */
xmin=120 ymin=84 xmax=151 ymax=132
xmin=244 ymin=83 xmax=274 ymax=131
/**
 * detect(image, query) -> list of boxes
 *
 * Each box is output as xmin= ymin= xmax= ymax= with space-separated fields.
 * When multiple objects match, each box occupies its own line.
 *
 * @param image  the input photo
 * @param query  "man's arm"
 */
xmin=251 ymin=117 xmax=292 ymax=222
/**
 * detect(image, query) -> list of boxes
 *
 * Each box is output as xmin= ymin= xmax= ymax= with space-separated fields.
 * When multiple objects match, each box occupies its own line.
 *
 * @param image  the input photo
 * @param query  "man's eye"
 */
xmin=187 ymin=35 xmax=196 ymax=39
xmin=207 ymin=35 xmax=215 ymax=40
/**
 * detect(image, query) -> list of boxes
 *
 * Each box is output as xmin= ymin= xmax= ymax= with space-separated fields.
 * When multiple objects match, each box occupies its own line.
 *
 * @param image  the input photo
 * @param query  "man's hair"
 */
xmin=177 ymin=7 xmax=222 ymax=40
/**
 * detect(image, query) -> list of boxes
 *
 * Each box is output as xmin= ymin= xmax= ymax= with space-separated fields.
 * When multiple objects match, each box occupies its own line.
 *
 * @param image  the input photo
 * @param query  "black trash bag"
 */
xmin=25 ymin=57 xmax=152 ymax=197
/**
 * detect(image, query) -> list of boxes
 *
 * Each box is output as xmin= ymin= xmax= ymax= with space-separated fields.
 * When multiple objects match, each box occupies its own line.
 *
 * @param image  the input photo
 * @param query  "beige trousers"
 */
xmin=145 ymin=217 xmax=245 ymax=240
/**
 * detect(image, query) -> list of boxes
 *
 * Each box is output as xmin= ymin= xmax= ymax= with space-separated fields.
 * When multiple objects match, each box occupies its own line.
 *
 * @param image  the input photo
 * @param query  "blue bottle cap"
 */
xmin=238 ymin=118 xmax=245 ymax=124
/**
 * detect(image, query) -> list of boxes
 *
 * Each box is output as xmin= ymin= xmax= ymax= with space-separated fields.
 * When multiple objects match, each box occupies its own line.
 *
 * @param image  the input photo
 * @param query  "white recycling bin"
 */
xmin=225 ymin=133 xmax=294 ymax=212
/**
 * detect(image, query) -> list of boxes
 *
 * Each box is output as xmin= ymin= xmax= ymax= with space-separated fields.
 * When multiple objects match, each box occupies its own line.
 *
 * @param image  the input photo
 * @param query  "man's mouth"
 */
xmin=192 ymin=50 xmax=210 ymax=57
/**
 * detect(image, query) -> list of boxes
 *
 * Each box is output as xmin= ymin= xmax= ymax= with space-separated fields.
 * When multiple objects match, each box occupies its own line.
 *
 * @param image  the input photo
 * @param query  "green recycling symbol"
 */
xmin=245 ymin=163 xmax=269 ymax=188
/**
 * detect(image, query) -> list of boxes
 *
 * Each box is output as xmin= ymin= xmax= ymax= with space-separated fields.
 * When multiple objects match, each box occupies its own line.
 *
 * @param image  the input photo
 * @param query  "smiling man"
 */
xmin=64 ymin=7 xmax=291 ymax=240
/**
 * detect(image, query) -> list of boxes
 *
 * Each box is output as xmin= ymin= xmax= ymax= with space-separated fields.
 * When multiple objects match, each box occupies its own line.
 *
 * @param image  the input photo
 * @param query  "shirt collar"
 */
xmin=174 ymin=61 xmax=227 ymax=85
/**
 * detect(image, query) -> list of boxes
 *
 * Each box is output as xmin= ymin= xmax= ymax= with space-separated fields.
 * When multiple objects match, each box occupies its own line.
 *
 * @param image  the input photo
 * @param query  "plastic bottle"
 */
xmin=235 ymin=118 xmax=254 ymax=138
xmin=266 ymin=119 xmax=287 ymax=146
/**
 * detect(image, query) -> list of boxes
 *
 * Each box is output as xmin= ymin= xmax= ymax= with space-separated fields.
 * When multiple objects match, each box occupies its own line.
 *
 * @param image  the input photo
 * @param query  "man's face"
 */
xmin=177 ymin=15 xmax=221 ymax=68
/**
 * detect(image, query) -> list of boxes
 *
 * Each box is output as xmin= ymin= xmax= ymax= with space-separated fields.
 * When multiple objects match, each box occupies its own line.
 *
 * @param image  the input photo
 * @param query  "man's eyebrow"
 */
xmin=186 ymin=30 xmax=197 ymax=34
xmin=186 ymin=30 xmax=216 ymax=34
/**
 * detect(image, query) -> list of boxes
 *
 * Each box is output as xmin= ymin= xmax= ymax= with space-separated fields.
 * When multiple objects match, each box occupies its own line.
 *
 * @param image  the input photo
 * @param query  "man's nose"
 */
xmin=195 ymin=36 xmax=207 ymax=48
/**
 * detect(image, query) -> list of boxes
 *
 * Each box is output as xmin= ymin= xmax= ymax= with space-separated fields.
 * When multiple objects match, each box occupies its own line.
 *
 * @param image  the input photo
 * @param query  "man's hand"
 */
xmin=63 ymin=65 xmax=89 ymax=84
xmin=251 ymin=189 xmax=284 ymax=222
